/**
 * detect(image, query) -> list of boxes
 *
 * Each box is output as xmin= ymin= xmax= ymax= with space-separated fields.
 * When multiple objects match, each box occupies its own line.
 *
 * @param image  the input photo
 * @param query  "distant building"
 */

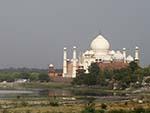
xmin=62 ymin=34 xmax=140 ymax=78
xmin=48 ymin=64 xmax=72 ymax=82
xmin=48 ymin=64 xmax=59 ymax=78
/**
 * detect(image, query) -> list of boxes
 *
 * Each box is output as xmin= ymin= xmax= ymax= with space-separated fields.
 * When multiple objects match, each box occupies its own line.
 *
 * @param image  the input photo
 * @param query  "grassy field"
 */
xmin=0 ymin=98 xmax=150 ymax=113
xmin=0 ymin=82 xmax=72 ymax=90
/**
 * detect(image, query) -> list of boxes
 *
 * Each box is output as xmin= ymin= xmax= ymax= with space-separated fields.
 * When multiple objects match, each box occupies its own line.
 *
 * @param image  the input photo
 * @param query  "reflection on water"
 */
xmin=71 ymin=90 xmax=114 ymax=96
xmin=0 ymin=88 xmax=128 ymax=99
xmin=0 ymin=90 xmax=35 ymax=98
xmin=47 ymin=89 xmax=72 ymax=97
xmin=0 ymin=90 xmax=33 ymax=94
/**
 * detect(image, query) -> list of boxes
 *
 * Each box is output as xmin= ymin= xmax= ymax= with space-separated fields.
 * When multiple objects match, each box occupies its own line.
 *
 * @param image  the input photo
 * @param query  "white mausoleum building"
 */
xmin=62 ymin=34 xmax=140 ymax=78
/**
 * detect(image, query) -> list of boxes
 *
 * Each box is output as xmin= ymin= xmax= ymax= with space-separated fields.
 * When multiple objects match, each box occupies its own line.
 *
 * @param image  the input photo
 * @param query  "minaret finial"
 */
xmin=98 ymin=29 xmax=102 ymax=35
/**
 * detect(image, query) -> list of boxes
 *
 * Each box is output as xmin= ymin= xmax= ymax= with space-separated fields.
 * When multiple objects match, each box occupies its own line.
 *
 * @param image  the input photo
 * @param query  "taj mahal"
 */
xmin=49 ymin=34 xmax=140 ymax=79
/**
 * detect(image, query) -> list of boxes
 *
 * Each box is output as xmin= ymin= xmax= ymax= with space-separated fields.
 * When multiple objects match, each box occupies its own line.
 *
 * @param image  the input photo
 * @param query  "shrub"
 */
xmin=97 ymin=109 xmax=105 ymax=113
xmin=26 ymin=110 xmax=31 ymax=113
xmin=124 ymin=102 xmax=128 ymax=106
xmin=2 ymin=109 xmax=9 ymax=113
xmin=81 ymin=106 xmax=96 ymax=113
xmin=48 ymin=97 xmax=59 ymax=107
xmin=21 ymin=100 xmax=28 ymax=107
xmin=101 ymin=103 xmax=107 ymax=110
xmin=81 ymin=100 xmax=96 ymax=113
xmin=108 ymin=109 xmax=127 ymax=113
xmin=134 ymin=106 xmax=145 ymax=113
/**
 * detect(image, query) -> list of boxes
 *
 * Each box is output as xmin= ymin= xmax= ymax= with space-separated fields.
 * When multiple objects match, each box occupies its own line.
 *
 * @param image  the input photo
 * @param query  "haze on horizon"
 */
xmin=0 ymin=0 xmax=149 ymax=69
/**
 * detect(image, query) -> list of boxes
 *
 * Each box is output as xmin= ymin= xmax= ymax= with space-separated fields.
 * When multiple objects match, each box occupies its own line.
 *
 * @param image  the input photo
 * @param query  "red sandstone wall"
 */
xmin=98 ymin=62 xmax=128 ymax=70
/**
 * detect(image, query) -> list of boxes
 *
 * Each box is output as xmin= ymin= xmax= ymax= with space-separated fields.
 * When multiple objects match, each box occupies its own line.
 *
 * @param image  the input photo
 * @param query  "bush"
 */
xmin=81 ymin=105 xmax=96 ymax=113
xmin=49 ymin=101 xmax=59 ymax=107
xmin=134 ymin=106 xmax=145 ymax=113
xmin=2 ymin=109 xmax=9 ymax=113
xmin=21 ymin=100 xmax=28 ymax=107
xmin=81 ymin=100 xmax=96 ymax=113
xmin=26 ymin=110 xmax=32 ymax=113
xmin=48 ymin=97 xmax=59 ymax=107
xmin=108 ymin=109 xmax=127 ymax=113
xmin=97 ymin=109 xmax=105 ymax=113
xmin=101 ymin=103 xmax=107 ymax=110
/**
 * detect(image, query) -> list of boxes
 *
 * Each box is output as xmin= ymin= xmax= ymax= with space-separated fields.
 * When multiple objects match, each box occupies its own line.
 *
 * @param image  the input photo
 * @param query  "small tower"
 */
xmin=123 ymin=48 xmax=127 ymax=63
xmin=134 ymin=46 xmax=140 ymax=64
xmin=72 ymin=46 xmax=77 ymax=78
xmin=48 ymin=64 xmax=56 ymax=78
xmin=63 ymin=47 xmax=67 ymax=77
xmin=49 ymin=64 xmax=54 ymax=69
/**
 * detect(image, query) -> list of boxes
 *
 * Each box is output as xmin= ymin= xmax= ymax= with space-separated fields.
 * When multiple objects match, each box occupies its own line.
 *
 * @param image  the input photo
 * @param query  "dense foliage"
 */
xmin=0 ymin=68 xmax=50 ymax=82
xmin=73 ymin=62 xmax=150 ymax=88
xmin=72 ymin=63 xmax=102 ymax=86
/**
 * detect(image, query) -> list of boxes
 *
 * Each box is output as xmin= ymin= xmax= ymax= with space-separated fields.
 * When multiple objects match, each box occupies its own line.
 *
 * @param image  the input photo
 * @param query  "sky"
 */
xmin=0 ymin=0 xmax=149 ymax=69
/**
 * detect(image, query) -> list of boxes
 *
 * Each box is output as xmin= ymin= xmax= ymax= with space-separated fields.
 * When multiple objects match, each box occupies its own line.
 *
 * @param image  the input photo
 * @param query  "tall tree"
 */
xmin=84 ymin=63 xmax=101 ymax=85
xmin=129 ymin=61 xmax=139 ymax=73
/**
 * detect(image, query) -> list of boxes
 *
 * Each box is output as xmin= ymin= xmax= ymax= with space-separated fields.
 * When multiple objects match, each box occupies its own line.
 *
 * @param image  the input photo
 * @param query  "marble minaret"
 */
xmin=63 ymin=47 xmax=67 ymax=77
xmin=123 ymin=48 xmax=127 ymax=63
xmin=135 ymin=46 xmax=140 ymax=64
xmin=72 ymin=46 xmax=77 ymax=78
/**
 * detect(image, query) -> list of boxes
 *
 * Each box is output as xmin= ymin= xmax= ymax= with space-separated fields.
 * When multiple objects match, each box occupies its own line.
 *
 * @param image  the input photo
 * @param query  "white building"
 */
xmin=62 ymin=34 xmax=140 ymax=78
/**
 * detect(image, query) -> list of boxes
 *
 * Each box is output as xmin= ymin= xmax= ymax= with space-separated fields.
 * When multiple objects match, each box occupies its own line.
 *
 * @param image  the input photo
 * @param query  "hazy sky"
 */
xmin=0 ymin=0 xmax=149 ymax=69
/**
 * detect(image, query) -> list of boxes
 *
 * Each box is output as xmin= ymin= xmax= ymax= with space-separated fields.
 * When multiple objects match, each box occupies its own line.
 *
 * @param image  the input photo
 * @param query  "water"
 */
xmin=0 ymin=88 xmax=129 ymax=101
xmin=0 ymin=89 xmax=36 ymax=98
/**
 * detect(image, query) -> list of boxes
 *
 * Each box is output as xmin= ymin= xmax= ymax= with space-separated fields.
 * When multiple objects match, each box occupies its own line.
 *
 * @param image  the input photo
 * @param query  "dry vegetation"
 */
xmin=0 ymin=98 xmax=150 ymax=113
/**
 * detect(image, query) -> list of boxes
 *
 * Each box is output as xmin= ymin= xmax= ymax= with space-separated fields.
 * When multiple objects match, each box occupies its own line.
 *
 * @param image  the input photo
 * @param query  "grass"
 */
xmin=20 ymin=82 xmax=72 ymax=89
xmin=0 ymin=99 xmax=150 ymax=113
xmin=0 ymin=82 xmax=72 ymax=90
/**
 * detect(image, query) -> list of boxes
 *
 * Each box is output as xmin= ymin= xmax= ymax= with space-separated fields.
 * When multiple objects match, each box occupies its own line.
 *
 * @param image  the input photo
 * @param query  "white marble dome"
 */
xmin=49 ymin=64 xmax=54 ymax=67
xmin=114 ymin=51 xmax=124 ymax=60
xmin=109 ymin=50 xmax=115 ymax=55
xmin=127 ymin=55 xmax=134 ymax=62
xmin=91 ymin=35 xmax=110 ymax=50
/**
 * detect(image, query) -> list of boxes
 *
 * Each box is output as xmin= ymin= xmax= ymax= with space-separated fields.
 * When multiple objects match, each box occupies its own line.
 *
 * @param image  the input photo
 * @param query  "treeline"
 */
xmin=72 ymin=62 xmax=150 ymax=89
xmin=0 ymin=68 xmax=50 ymax=82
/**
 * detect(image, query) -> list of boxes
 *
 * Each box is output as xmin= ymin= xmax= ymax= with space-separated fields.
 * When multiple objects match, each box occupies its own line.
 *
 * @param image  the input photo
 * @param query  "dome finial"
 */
xmin=98 ymin=29 xmax=103 ymax=36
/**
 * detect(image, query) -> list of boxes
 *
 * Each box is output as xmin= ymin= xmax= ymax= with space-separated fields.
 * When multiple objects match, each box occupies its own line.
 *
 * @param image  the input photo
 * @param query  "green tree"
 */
xmin=11 ymin=72 xmax=21 ymax=79
xmin=129 ymin=61 xmax=139 ymax=73
xmin=73 ymin=63 xmax=101 ymax=86
xmin=81 ymin=97 xmax=96 ymax=113
xmin=104 ymin=69 xmax=113 ymax=80
xmin=29 ymin=72 xmax=39 ymax=81
xmin=88 ymin=63 xmax=100 ymax=76
xmin=88 ymin=63 xmax=101 ymax=85
xmin=72 ymin=69 xmax=86 ymax=85
xmin=84 ymin=73 xmax=97 ymax=85
xmin=143 ymin=66 xmax=150 ymax=77
xmin=134 ymin=68 xmax=144 ymax=82
xmin=39 ymin=72 xmax=49 ymax=82
xmin=20 ymin=72 xmax=30 ymax=79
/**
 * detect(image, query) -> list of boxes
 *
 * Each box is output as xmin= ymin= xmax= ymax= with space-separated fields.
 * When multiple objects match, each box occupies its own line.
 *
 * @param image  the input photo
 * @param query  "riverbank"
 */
xmin=0 ymin=82 xmax=150 ymax=113
xmin=0 ymin=82 xmax=71 ymax=90
xmin=0 ymin=82 xmax=150 ymax=100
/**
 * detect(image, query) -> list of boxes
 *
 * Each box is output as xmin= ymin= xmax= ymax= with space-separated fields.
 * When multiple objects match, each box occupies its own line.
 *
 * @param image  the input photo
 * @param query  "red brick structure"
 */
xmin=98 ymin=61 xmax=129 ymax=70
